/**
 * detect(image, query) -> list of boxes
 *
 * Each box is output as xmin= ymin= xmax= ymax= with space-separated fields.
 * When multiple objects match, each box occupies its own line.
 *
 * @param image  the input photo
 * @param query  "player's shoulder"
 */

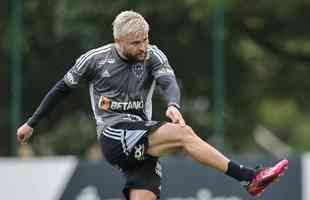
xmin=77 ymin=43 xmax=114 ymax=62
xmin=73 ymin=44 xmax=114 ymax=70
xmin=148 ymin=44 xmax=168 ymax=64
xmin=84 ymin=43 xmax=113 ymax=55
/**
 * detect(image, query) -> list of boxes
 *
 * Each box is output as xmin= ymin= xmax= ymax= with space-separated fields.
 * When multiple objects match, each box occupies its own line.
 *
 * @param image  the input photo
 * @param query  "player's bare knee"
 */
xmin=185 ymin=125 xmax=196 ymax=134
xmin=130 ymin=196 xmax=154 ymax=200
xmin=180 ymin=125 xmax=198 ymax=144
xmin=129 ymin=189 xmax=157 ymax=200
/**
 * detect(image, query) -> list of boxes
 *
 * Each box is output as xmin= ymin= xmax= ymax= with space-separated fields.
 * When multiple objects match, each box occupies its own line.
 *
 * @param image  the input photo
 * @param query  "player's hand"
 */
xmin=17 ymin=123 xmax=34 ymax=145
xmin=166 ymin=106 xmax=186 ymax=127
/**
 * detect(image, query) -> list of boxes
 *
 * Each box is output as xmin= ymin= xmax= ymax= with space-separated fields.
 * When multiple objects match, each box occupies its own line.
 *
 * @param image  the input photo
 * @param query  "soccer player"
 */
xmin=17 ymin=10 xmax=288 ymax=200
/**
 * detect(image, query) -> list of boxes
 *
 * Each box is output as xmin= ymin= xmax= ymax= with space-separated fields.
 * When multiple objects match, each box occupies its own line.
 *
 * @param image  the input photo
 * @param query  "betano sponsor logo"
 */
xmin=98 ymin=96 xmax=144 ymax=111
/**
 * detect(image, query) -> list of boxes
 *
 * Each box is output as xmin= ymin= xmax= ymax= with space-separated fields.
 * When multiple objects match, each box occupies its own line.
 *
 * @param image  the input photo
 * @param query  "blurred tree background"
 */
xmin=1 ymin=0 xmax=310 ymax=157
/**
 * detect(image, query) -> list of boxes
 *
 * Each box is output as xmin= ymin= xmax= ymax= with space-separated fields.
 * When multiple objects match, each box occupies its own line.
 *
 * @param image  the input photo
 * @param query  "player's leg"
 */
xmin=147 ymin=122 xmax=288 ymax=197
xmin=121 ymin=157 xmax=162 ymax=200
xmin=102 ymin=121 xmax=164 ymax=200
xmin=147 ymin=123 xmax=255 ymax=184
xmin=129 ymin=189 xmax=157 ymax=200
xmin=147 ymin=122 xmax=230 ymax=172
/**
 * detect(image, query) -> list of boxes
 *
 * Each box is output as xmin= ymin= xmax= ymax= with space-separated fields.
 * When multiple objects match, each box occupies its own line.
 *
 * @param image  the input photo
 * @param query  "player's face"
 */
xmin=117 ymin=31 xmax=149 ymax=62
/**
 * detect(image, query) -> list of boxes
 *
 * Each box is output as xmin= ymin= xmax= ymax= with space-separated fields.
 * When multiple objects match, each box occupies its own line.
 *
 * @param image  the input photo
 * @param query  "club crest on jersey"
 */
xmin=132 ymin=63 xmax=145 ymax=78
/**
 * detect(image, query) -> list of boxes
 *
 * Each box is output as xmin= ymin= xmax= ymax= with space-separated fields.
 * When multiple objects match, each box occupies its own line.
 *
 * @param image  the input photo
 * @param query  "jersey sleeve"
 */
xmin=27 ymin=79 xmax=72 ymax=128
xmin=149 ymin=45 xmax=175 ymax=79
xmin=149 ymin=45 xmax=181 ymax=108
xmin=64 ymin=51 xmax=97 ymax=87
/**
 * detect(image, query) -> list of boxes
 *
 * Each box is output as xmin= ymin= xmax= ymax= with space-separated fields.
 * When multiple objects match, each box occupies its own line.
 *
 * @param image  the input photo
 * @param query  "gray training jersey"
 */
xmin=63 ymin=43 xmax=176 ymax=128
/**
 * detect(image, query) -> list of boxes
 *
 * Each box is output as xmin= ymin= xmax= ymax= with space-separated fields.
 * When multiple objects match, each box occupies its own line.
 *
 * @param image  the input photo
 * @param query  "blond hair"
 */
xmin=112 ymin=10 xmax=149 ymax=39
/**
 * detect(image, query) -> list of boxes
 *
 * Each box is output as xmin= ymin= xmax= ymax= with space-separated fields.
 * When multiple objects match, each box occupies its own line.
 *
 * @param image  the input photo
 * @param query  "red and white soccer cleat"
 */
xmin=246 ymin=159 xmax=288 ymax=197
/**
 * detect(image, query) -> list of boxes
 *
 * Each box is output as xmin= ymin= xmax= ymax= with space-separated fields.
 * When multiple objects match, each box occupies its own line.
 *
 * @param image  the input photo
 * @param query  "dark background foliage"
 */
xmin=2 ymin=0 xmax=310 ymax=157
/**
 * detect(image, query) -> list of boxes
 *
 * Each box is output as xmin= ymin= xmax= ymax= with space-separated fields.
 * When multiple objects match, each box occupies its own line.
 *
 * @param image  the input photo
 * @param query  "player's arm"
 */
xmin=17 ymin=50 xmax=97 ymax=144
xmin=156 ymin=75 xmax=181 ymax=109
xmin=27 ymin=79 xmax=72 ymax=127
xmin=17 ymin=79 xmax=72 ymax=144
xmin=150 ymin=45 xmax=185 ymax=126
xmin=156 ymin=75 xmax=185 ymax=126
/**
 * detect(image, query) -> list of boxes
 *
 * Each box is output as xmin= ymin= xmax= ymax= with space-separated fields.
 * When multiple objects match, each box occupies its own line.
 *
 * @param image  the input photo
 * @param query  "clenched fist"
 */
xmin=166 ymin=106 xmax=186 ymax=127
xmin=17 ymin=123 xmax=33 ymax=144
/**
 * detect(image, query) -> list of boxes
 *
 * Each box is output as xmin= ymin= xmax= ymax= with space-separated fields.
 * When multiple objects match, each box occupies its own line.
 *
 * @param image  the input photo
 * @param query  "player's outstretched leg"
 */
xmin=147 ymin=123 xmax=288 ymax=197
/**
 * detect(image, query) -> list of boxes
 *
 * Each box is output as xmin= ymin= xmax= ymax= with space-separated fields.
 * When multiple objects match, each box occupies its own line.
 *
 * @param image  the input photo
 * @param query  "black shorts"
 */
xmin=98 ymin=120 xmax=164 ymax=199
